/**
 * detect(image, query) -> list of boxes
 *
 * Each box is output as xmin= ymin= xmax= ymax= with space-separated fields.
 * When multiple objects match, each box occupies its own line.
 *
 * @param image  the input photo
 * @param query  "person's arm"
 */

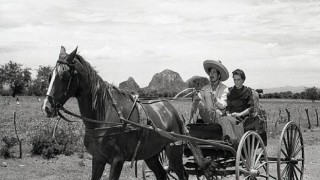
xmin=214 ymin=87 xmax=228 ymax=110
xmin=231 ymin=88 xmax=253 ymax=118
xmin=231 ymin=108 xmax=250 ymax=118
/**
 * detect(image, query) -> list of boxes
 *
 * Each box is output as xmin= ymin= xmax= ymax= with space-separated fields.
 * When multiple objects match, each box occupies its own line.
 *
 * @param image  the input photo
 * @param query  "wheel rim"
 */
xmin=236 ymin=131 xmax=269 ymax=180
xmin=277 ymin=122 xmax=304 ymax=180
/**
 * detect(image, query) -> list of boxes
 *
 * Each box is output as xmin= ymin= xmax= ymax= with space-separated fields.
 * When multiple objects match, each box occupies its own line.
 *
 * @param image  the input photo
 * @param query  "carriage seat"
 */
xmin=242 ymin=89 xmax=267 ymax=145
xmin=186 ymin=123 xmax=223 ymax=140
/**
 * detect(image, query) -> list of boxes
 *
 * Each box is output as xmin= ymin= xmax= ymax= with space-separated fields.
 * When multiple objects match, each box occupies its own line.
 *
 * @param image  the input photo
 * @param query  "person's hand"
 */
xmin=231 ymin=112 xmax=240 ymax=118
xmin=210 ymin=92 xmax=217 ymax=103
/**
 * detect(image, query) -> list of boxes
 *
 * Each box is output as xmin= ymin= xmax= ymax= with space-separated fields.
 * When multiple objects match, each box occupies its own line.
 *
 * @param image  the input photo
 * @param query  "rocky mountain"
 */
xmin=119 ymin=77 xmax=140 ymax=92
xmin=144 ymin=69 xmax=187 ymax=94
xmin=186 ymin=76 xmax=209 ymax=90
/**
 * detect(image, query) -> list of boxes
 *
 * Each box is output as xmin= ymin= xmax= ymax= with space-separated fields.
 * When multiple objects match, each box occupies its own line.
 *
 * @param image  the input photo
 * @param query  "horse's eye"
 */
xmin=57 ymin=64 xmax=71 ymax=80
xmin=61 ymin=71 xmax=71 ymax=80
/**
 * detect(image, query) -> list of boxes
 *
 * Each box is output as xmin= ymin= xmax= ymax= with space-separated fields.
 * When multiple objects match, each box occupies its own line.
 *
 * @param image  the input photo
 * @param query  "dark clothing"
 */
xmin=219 ymin=86 xmax=254 ymax=148
xmin=226 ymin=86 xmax=254 ymax=116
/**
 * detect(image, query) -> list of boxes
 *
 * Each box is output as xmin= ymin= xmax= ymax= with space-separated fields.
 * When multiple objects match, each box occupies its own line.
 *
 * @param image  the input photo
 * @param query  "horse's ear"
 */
xmin=60 ymin=46 xmax=66 ymax=54
xmin=67 ymin=46 xmax=78 ymax=63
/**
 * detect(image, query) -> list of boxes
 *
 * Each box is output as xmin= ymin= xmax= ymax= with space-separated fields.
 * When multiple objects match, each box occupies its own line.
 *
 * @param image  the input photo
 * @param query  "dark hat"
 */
xmin=203 ymin=60 xmax=229 ymax=81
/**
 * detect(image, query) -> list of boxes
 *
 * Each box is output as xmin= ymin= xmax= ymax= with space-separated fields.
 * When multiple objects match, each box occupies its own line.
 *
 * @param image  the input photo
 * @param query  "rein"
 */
xmin=57 ymin=106 xmax=122 ymax=125
xmin=50 ymin=57 xmax=195 ymax=132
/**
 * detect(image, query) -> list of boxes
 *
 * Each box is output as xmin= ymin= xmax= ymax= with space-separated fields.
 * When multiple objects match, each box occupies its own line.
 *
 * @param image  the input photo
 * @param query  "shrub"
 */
xmin=30 ymin=132 xmax=62 ymax=159
xmin=0 ymin=89 xmax=12 ymax=96
xmin=30 ymin=124 xmax=82 ymax=159
xmin=0 ymin=136 xmax=19 ymax=158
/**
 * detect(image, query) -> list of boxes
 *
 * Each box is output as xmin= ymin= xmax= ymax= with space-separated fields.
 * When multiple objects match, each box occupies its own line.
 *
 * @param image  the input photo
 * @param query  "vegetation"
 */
xmin=263 ymin=87 xmax=320 ymax=101
xmin=0 ymin=97 xmax=84 ymax=159
xmin=0 ymin=61 xmax=53 ymax=96
xmin=30 ymin=124 xmax=80 ymax=159
xmin=28 ymin=66 xmax=53 ymax=96
xmin=0 ymin=136 xmax=19 ymax=159
xmin=0 ymin=61 xmax=32 ymax=97
xmin=0 ymin=60 xmax=319 ymax=101
xmin=0 ymin=96 xmax=320 ymax=161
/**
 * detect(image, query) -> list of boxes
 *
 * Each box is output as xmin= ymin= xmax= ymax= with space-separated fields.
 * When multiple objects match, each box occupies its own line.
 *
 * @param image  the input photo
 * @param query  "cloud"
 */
xmin=1 ymin=0 xmax=320 ymax=88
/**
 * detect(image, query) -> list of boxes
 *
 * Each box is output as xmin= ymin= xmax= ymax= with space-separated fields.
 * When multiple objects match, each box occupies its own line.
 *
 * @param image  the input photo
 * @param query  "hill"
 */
xmin=119 ymin=77 xmax=140 ymax=92
xmin=143 ymin=69 xmax=187 ymax=95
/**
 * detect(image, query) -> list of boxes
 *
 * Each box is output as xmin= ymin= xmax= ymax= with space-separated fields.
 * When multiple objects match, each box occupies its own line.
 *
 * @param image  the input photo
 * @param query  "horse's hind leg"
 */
xmin=109 ymin=156 xmax=124 ymax=180
xmin=165 ymin=144 xmax=189 ymax=180
xmin=91 ymin=157 xmax=106 ymax=180
xmin=145 ymin=154 xmax=167 ymax=180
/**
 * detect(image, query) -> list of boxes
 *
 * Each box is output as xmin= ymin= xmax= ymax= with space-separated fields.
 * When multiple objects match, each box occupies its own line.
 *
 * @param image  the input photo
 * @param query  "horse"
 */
xmin=42 ymin=46 xmax=188 ymax=180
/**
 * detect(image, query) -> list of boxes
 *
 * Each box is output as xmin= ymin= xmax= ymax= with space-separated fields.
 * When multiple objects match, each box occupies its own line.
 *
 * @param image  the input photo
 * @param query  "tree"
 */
xmin=292 ymin=93 xmax=301 ymax=99
xmin=29 ymin=66 xmax=53 ymax=96
xmin=280 ymin=91 xmax=293 ymax=99
xmin=0 ymin=61 xmax=32 ymax=97
xmin=304 ymin=87 xmax=319 ymax=102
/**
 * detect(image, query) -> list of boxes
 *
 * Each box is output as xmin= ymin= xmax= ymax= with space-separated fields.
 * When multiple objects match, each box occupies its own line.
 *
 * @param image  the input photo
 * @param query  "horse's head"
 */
xmin=42 ymin=46 xmax=80 ymax=117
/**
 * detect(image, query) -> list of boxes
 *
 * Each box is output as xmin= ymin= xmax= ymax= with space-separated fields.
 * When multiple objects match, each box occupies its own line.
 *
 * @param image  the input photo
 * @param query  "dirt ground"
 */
xmin=1 ymin=128 xmax=320 ymax=180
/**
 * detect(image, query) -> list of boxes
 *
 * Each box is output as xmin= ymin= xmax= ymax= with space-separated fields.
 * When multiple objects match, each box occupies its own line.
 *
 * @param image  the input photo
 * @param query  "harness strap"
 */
xmin=131 ymin=129 xmax=148 ymax=178
xmin=107 ymin=86 xmax=125 ymax=124
xmin=59 ymin=107 xmax=122 ymax=125
xmin=131 ymin=129 xmax=148 ymax=167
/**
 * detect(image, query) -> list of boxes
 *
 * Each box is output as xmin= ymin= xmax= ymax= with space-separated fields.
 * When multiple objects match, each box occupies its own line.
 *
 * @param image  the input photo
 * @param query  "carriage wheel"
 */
xmin=142 ymin=150 xmax=175 ymax=180
xmin=236 ymin=131 xmax=269 ymax=180
xmin=277 ymin=122 xmax=304 ymax=180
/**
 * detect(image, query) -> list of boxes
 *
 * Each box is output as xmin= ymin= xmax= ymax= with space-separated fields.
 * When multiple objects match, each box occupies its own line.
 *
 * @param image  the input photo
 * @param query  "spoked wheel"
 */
xmin=236 ymin=131 xmax=269 ymax=180
xmin=277 ymin=122 xmax=304 ymax=180
xmin=142 ymin=150 xmax=175 ymax=180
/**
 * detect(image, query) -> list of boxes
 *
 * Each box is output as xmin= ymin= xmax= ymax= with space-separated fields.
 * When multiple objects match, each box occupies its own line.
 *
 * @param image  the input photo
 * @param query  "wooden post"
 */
xmin=278 ymin=109 xmax=282 ymax=123
xmin=305 ymin=109 xmax=311 ymax=129
xmin=316 ymin=109 xmax=319 ymax=127
xmin=285 ymin=109 xmax=291 ymax=122
xmin=52 ymin=118 xmax=61 ymax=144
xmin=13 ymin=111 xmax=22 ymax=158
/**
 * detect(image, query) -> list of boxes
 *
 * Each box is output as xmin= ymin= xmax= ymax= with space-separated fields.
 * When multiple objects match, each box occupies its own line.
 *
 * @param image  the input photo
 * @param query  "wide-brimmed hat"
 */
xmin=203 ymin=60 xmax=229 ymax=81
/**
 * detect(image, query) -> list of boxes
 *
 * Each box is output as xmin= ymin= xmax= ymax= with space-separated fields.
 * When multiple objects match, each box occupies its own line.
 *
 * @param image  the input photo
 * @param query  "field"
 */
xmin=1 ymin=96 xmax=320 ymax=179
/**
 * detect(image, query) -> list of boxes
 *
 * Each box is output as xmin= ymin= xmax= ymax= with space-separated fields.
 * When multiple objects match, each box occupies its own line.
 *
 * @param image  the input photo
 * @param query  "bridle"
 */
xmin=46 ymin=58 xmax=76 ymax=113
xmin=45 ymin=57 xmax=140 ymax=126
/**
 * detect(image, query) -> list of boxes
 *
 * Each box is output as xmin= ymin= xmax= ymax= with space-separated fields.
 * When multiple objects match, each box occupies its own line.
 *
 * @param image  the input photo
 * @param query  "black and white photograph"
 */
xmin=1 ymin=0 xmax=319 ymax=179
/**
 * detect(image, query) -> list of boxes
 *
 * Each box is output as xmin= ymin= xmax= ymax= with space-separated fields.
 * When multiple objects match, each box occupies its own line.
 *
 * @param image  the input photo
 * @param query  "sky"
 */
xmin=1 ymin=0 xmax=320 ymax=89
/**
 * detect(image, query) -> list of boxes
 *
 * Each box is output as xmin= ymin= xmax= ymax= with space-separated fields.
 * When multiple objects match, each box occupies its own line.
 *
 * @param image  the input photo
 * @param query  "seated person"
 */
xmin=189 ymin=60 xmax=229 ymax=124
xmin=219 ymin=69 xmax=253 ymax=147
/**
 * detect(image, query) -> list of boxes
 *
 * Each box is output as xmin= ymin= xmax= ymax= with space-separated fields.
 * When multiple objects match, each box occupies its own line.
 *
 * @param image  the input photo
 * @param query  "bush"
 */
xmin=30 ymin=124 xmax=82 ymax=159
xmin=0 ymin=89 xmax=12 ymax=96
xmin=30 ymin=133 xmax=62 ymax=159
xmin=0 ymin=136 xmax=19 ymax=158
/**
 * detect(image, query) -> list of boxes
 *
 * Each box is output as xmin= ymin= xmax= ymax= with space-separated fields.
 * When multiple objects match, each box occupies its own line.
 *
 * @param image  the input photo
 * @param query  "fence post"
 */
xmin=285 ymin=109 xmax=291 ymax=122
xmin=316 ymin=109 xmax=319 ymax=127
xmin=13 ymin=111 xmax=22 ymax=158
xmin=278 ymin=109 xmax=282 ymax=123
xmin=305 ymin=109 xmax=311 ymax=129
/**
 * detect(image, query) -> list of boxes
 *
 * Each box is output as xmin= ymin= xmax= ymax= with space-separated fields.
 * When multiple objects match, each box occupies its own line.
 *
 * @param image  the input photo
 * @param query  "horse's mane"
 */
xmin=75 ymin=54 xmax=128 ymax=121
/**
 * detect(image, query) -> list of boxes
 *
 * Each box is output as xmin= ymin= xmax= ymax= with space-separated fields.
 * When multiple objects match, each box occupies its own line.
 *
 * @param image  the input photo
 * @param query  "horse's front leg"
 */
xmin=109 ymin=156 xmax=124 ymax=180
xmin=91 ymin=157 xmax=106 ymax=180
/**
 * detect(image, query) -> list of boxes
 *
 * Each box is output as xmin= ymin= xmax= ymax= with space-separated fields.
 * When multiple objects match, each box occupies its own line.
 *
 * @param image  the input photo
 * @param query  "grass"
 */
xmin=1 ymin=96 xmax=320 ymax=179
xmin=0 ymin=96 xmax=320 ymax=158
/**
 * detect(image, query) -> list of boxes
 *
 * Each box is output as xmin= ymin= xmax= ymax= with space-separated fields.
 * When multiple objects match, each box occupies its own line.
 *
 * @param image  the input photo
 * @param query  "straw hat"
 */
xmin=203 ymin=60 xmax=229 ymax=81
